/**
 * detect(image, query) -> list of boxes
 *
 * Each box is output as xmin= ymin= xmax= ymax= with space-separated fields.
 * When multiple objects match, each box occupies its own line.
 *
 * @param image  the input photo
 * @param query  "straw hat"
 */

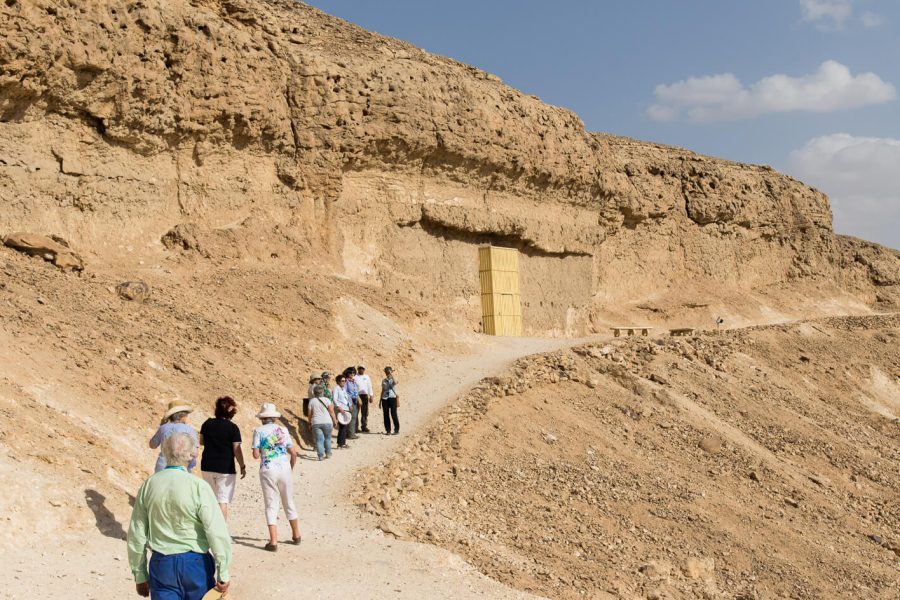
xmin=309 ymin=372 xmax=322 ymax=383
xmin=337 ymin=410 xmax=351 ymax=425
xmin=162 ymin=400 xmax=193 ymax=420
xmin=256 ymin=402 xmax=281 ymax=419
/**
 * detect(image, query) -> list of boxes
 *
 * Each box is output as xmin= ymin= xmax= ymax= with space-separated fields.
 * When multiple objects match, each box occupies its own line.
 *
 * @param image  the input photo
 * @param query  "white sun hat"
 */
xmin=256 ymin=403 xmax=281 ymax=419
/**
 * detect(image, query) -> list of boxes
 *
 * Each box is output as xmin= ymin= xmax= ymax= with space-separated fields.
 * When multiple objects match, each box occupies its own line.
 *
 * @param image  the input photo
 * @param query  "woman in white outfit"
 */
xmin=251 ymin=403 xmax=301 ymax=551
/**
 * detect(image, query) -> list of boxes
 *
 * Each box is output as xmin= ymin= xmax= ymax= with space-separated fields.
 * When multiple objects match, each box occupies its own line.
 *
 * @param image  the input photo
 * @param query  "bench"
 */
xmin=669 ymin=327 xmax=696 ymax=337
xmin=611 ymin=326 xmax=653 ymax=337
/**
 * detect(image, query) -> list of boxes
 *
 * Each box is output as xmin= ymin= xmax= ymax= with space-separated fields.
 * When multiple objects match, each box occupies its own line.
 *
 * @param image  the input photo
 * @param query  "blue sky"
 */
xmin=306 ymin=1 xmax=899 ymax=248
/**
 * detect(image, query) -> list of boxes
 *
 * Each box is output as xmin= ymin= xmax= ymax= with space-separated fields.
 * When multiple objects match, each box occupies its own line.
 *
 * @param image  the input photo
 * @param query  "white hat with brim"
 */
xmin=337 ymin=411 xmax=351 ymax=425
xmin=256 ymin=403 xmax=281 ymax=419
xmin=162 ymin=401 xmax=193 ymax=420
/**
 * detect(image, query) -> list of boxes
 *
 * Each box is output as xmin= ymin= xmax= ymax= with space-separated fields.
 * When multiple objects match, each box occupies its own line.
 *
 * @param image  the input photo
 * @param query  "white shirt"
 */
xmin=308 ymin=396 xmax=334 ymax=426
xmin=356 ymin=374 xmax=374 ymax=396
xmin=332 ymin=384 xmax=351 ymax=412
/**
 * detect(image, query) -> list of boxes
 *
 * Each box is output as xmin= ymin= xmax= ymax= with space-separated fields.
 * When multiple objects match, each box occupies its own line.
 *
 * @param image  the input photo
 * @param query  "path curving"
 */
xmin=3 ymin=335 xmax=586 ymax=599
xmin=226 ymin=335 xmax=582 ymax=599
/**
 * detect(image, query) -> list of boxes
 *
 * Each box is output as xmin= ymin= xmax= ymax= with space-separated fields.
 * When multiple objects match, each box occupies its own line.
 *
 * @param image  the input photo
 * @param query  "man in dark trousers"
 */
xmin=344 ymin=367 xmax=360 ymax=440
xmin=379 ymin=366 xmax=400 ymax=435
xmin=356 ymin=365 xmax=374 ymax=433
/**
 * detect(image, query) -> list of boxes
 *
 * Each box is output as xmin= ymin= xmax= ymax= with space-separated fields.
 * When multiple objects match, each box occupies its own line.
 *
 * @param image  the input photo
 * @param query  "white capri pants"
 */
xmin=202 ymin=471 xmax=237 ymax=504
xmin=259 ymin=465 xmax=298 ymax=525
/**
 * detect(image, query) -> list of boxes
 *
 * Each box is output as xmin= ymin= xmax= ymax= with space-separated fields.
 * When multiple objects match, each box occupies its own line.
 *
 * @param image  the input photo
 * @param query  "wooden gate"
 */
xmin=478 ymin=246 xmax=523 ymax=336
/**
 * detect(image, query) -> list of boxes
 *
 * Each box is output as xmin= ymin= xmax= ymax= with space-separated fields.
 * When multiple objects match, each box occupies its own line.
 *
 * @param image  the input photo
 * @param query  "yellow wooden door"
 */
xmin=499 ymin=294 xmax=516 ymax=316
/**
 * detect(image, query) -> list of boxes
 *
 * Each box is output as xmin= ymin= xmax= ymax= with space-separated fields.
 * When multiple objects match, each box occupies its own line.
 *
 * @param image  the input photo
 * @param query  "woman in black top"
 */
xmin=199 ymin=396 xmax=246 ymax=520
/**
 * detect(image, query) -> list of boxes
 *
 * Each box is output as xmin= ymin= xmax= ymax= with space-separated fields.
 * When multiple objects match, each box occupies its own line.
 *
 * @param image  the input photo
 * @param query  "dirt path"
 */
xmin=226 ymin=335 xmax=580 ymax=599
xmin=5 ymin=335 xmax=584 ymax=599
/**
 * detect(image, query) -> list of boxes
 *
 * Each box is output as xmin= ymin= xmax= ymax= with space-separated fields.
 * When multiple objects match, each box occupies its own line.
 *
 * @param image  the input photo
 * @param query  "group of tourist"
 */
xmin=304 ymin=365 xmax=400 ymax=458
xmin=127 ymin=365 xmax=401 ymax=598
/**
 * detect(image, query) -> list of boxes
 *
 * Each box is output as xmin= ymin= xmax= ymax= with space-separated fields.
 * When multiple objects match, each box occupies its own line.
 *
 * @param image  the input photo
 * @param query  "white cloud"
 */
xmin=800 ymin=1 xmax=886 ymax=31
xmin=801 ymin=0 xmax=853 ymax=30
xmin=861 ymin=11 xmax=885 ymax=28
xmin=645 ymin=104 xmax=678 ymax=122
xmin=648 ymin=61 xmax=896 ymax=123
xmin=787 ymin=134 xmax=900 ymax=248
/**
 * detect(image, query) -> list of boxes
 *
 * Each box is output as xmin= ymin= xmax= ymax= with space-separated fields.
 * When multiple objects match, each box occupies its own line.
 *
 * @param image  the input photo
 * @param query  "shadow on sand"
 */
xmin=230 ymin=536 xmax=272 ymax=551
xmin=279 ymin=408 xmax=313 ymax=450
xmin=85 ymin=489 xmax=127 ymax=541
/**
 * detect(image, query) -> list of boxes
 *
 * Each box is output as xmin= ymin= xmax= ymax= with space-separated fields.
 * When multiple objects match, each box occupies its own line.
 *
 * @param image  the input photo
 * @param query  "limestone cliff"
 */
xmin=1 ymin=0 xmax=897 ymax=334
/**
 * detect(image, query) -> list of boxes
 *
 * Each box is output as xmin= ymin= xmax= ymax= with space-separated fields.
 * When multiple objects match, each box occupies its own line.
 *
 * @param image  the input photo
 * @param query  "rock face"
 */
xmin=0 ymin=0 xmax=897 ymax=334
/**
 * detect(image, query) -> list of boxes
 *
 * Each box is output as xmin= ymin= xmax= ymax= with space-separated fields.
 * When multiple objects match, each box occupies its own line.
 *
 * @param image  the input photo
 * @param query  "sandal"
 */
xmin=290 ymin=536 xmax=302 ymax=545
xmin=264 ymin=543 xmax=278 ymax=552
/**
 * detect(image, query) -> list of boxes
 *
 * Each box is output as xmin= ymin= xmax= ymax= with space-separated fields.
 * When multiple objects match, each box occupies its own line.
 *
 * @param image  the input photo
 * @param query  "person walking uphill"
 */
xmin=127 ymin=432 xmax=231 ymax=599
xmin=251 ymin=403 xmax=301 ymax=551
xmin=149 ymin=400 xmax=198 ymax=473
xmin=199 ymin=396 xmax=246 ymax=521
xmin=380 ymin=366 xmax=400 ymax=435
xmin=306 ymin=385 xmax=337 ymax=460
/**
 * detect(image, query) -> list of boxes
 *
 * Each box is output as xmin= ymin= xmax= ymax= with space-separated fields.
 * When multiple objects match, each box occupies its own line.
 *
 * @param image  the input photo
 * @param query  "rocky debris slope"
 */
xmin=1 ymin=2 xmax=897 ymax=596
xmin=1 ymin=0 xmax=897 ymax=336
xmin=358 ymin=316 xmax=900 ymax=599
xmin=0 ymin=243 xmax=451 ymax=550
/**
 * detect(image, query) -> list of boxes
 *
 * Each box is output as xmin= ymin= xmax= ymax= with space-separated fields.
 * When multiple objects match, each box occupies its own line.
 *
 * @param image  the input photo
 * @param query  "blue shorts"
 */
xmin=149 ymin=551 xmax=215 ymax=600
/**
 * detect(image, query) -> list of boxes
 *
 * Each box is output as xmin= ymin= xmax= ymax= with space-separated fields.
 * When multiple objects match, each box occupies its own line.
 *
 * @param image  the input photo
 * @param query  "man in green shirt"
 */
xmin=127 ymin=432 xmax=232 ymax=598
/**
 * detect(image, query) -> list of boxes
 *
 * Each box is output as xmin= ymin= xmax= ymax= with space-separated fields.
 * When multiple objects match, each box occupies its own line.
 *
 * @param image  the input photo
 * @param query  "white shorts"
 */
xmin=201 ymin=471 xmax=237 ymax=504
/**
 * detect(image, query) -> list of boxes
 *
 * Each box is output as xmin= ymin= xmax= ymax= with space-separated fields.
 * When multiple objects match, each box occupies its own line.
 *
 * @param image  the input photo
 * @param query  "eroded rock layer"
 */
xmin=1 ymin=0 xmax=897 ymax=334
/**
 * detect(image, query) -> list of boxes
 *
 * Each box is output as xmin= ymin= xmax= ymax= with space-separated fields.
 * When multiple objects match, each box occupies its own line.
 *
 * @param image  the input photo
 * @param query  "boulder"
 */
xmin=378 ymin=521 xmax=409 ymax=540
xmin=116 ymin=281 xmax=151 ymax=302
xmin=3 ymin=233 xmax=84 ymax=271
xmin=683 ymin=556 xmax=715 ymax=581
xmin=698 ymin=436 xmax=723 ymax=454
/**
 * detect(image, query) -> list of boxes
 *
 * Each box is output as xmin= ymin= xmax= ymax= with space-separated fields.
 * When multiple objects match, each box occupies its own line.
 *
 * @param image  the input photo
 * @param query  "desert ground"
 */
xmin=1 ymin=1 xmax=898 ymax=599
xmin=359 ymin=316 xmax=899 ymax=599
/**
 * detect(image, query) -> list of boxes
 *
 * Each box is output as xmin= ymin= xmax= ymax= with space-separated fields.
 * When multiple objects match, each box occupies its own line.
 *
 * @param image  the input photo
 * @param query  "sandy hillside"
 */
xmin=0 ymin=241 xmax=474 ymax=550
xmin=0 ymin=0 xmax=899 ymax=599
xmin=360 ymin=316 xmax=900 ymax=600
